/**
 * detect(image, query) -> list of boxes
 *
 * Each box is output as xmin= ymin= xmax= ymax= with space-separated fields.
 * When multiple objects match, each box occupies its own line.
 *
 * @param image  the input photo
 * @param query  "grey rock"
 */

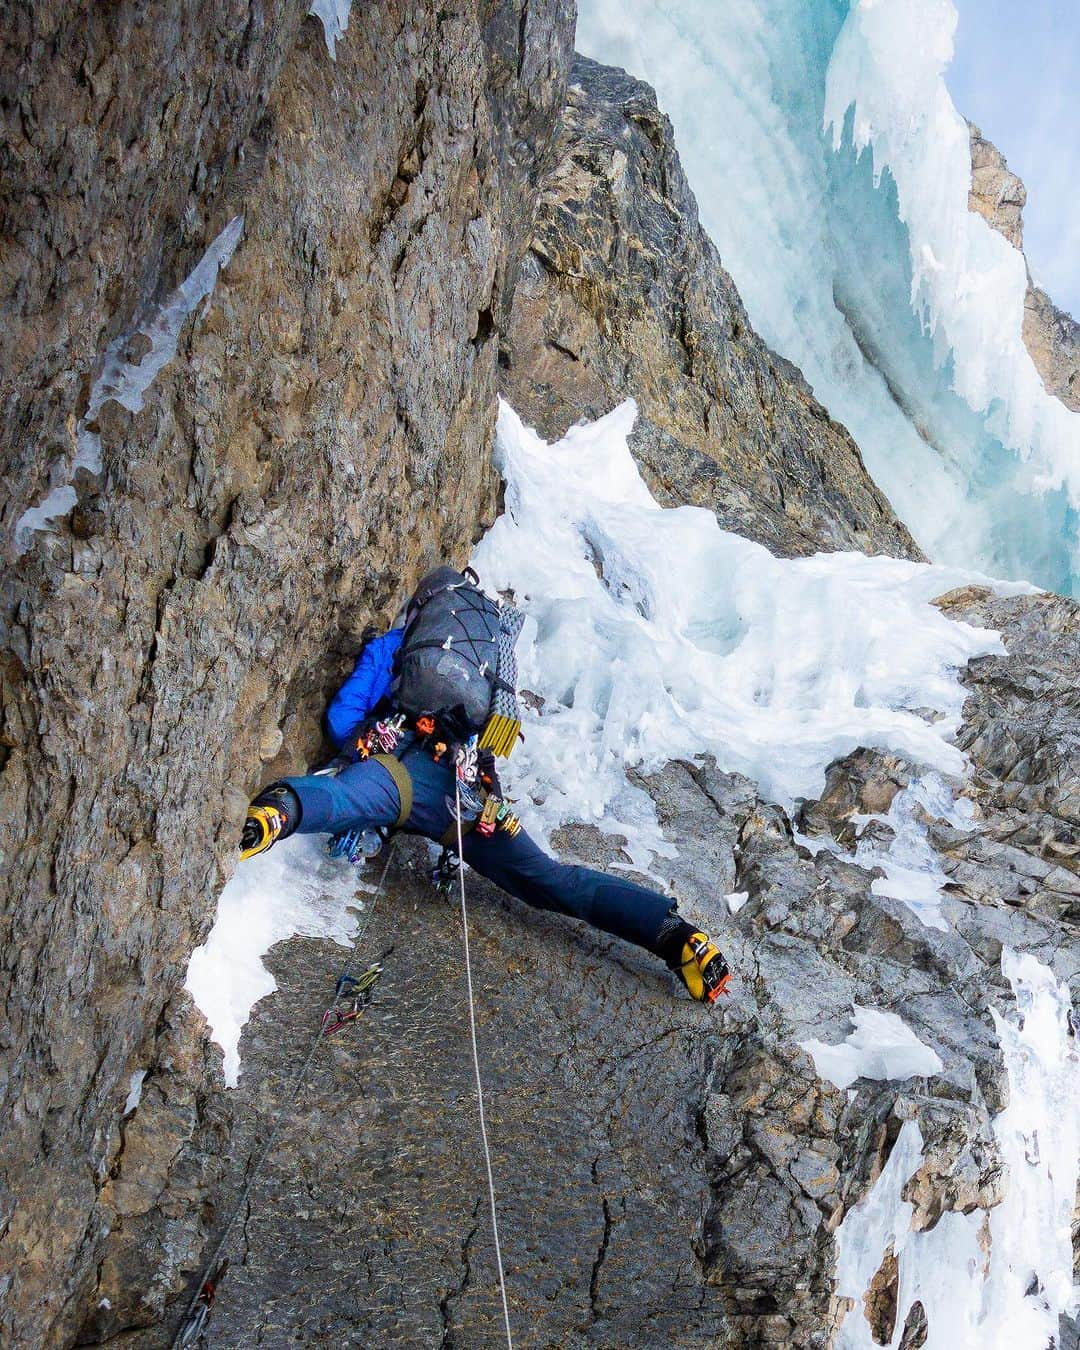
xmin=0 ymin=3 xmax=573 ymax=1343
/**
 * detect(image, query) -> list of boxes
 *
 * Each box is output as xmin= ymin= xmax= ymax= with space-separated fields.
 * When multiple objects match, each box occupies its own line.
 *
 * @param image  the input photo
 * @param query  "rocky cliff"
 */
xmin=967 ymin=122 xmax=1080 ymax=413
xmin=1 ymin=12 xmax=1078 ymax=1350
xmin=0 ymin=2 xmax=572 ymax=1343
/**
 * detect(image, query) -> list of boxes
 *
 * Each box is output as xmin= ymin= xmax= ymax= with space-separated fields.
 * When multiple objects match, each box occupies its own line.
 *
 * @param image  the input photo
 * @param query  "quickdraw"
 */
xmin=177 ymin=1260 xmax=228 ymax=1348
xmin=321 ymin=960 xmax=386 ymax=1036
xmin=326 ymin=825 xmax=386 ymax=865
xmin=431 ymin=847 xmax=462 ymax=895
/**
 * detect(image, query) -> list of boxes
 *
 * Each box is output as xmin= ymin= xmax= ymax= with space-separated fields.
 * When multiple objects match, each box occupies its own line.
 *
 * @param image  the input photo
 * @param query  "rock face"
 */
xmin=967 ymin=122 xmax=1080 ymax=413
xmin=96 ymin=585 xmax=1078 ymax=1349
xmin=501 ymin=57 xmax=923 ymax=562
xmin=3 ymin=14 xmax=1078 ymax=1350
xmin=0 ymin=3 xmax=573 ymax=1343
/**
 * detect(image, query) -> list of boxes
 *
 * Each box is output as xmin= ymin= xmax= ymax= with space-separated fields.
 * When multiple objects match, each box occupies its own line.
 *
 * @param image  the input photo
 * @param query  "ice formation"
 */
xmin=124 ymin=1069 xmax=147 ymax=1115
xmin=800 ymin=1007 xmax=943 ymax=1091
xmin=308 ymin=0 xmax=352 ymax=60
xmin=576 ymin=0 xmax=1080 ymax=595
xmin=472 ymin=399 xmax=1018 ymax=868
xmin=853 ymin=772 xmax=975 ymax=932
xmin=15 ymin=216 xmax=243 ymax=555
xmin=834 ymin=953 xmax=1080 ymax=1347
xmin=186 ymin=834 xmax=363 ymax=1086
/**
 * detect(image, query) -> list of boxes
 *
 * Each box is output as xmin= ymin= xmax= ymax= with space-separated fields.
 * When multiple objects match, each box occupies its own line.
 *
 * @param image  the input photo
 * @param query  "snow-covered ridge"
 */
xmin=577 ymin=0 xmax=1080 ymax=596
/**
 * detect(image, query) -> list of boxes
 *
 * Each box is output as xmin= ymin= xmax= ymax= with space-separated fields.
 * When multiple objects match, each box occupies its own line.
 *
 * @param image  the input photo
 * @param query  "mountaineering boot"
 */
xmin=656 ymin=910 xmax=731 ymax=1004
xmin=240 ymin=785 xmax=300 ymax=860
xmin=677 ymin=931 xmax=731 ymax=1004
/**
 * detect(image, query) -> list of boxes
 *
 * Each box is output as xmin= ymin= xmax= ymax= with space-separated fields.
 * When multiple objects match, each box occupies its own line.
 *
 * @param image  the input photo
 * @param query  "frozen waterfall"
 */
xmin=577 ymin=0 xmax=1080 ymax=596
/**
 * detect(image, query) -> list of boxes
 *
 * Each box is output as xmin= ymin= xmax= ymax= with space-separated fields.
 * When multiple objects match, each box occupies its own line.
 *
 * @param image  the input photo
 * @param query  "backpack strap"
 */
xmin=371 ymin=753 xmax=413 ymax=829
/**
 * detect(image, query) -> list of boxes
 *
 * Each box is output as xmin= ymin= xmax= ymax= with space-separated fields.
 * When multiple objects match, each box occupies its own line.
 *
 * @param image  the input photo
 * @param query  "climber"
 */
xmin=240 ymin=566 xmax=731 ymax=1004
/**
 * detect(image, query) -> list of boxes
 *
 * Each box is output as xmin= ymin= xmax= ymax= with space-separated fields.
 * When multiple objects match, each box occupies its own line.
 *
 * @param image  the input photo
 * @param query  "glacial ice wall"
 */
xmin=577 ymin=0 xmax=1080 ymax=596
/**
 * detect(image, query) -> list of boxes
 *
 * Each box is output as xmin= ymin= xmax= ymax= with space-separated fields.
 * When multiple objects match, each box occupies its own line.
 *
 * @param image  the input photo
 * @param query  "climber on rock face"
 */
xmin=240 ymin=565 xmax=731 ymax=1004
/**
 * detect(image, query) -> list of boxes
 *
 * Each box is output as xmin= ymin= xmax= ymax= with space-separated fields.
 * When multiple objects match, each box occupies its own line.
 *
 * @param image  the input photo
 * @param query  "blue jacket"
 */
xmin=326 ymin=628 xmax=404 ymax=747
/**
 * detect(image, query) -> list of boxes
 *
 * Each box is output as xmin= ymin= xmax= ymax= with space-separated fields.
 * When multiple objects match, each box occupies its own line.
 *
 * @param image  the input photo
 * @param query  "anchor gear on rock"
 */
xmin=177 ymin=1260 xmax=228 ymax=1348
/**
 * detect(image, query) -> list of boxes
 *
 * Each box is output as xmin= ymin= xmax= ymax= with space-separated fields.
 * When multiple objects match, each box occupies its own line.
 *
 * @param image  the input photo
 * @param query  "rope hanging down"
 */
xmin=454 ymin=775 xmax=515 ymax=1350
xmin=172 ymin=842 xmax=397 ymax=1349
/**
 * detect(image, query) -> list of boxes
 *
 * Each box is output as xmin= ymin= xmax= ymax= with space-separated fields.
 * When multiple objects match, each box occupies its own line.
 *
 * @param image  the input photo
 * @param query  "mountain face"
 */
xmin=0 ymin=2 xmax=573 ymax=1342
xmin=1 ymin=8 xmax=1078 ymax=1350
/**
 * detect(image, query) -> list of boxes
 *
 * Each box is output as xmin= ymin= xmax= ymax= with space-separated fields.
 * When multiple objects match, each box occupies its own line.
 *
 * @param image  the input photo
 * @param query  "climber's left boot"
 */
xmin=240 ymin=785 xmax=300 ymax=860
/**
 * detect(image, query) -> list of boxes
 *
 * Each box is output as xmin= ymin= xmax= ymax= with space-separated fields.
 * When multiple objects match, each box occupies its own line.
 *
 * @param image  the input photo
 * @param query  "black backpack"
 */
xmin=392 ymin=567 xmax=504 ymax=735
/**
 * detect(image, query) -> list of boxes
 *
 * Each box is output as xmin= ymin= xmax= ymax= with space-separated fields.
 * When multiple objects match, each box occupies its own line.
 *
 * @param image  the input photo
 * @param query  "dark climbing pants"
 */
xmin=281 ymin=742 xmax=677 ymax=958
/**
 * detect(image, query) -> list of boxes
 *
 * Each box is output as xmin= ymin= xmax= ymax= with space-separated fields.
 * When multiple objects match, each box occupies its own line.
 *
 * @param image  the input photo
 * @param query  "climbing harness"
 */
xmin=453 ymin=759 xmax=515 ymax=1350
xmin=171 ymin=842 xmax=397 ymax=1349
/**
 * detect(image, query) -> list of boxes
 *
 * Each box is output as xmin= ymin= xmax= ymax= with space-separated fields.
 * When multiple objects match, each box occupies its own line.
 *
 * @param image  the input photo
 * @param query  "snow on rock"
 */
xmin=834 ymin=953 xmax=1080 ymax=1346
xmin=472 ymin=399 xmax=1015 ymax=868
xmin=14 ymin=216 xmax=243 ymax=555
xmin=800 ymin=1007 xmax=943 ymax=1091
xmin=852 ymin=772 xmax=975 ymax=932
xmin=186 ymin=834 xmax=362 ymax=1087
xmin=123 ymin=1070 xmax=147 ymax=1115
xmin=308 ymin=0 xmax=352 ymax=60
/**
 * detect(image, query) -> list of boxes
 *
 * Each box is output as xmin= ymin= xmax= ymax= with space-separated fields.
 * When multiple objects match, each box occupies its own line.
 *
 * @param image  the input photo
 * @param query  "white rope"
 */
xmin=455 ymin=776 xmax=515 ymax=1350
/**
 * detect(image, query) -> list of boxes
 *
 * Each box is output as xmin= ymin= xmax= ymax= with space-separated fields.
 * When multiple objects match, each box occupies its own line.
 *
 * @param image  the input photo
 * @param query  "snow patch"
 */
xmin=124 ymin=1069 xmax=147 ymax=1115
xmin=471 ymin=399 xmax=1013 ymax=869
xmin=834 ymin=952 xmax=1080 ymax=1346
xmin=14 ymin=216 xmax=243 ymax=554
xmin=186 ymin=834 xmax=361 ymax=1087
xmin=800 ymin=1007 xmax=943 ymax=1091
xmin=308 ymin=0 xmax=352 ymax=59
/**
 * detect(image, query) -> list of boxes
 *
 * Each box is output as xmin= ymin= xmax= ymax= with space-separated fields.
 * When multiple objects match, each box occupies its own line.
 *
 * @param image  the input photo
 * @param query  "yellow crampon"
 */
xmin=678 ymin=932 xmax=732 ymax=1004
xmin=240 ymin=805 xmax=286 ymax=860
xmin=478 ymin=712 xmax=521 ymax=759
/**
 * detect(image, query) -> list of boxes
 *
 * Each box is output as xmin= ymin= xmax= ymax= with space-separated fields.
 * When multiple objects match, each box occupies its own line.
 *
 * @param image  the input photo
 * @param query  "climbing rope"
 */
xmin=171 ymin=840 xmax=397 ymax=1348
xmin=454 ymin=774 xmax=515 ymax=1350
